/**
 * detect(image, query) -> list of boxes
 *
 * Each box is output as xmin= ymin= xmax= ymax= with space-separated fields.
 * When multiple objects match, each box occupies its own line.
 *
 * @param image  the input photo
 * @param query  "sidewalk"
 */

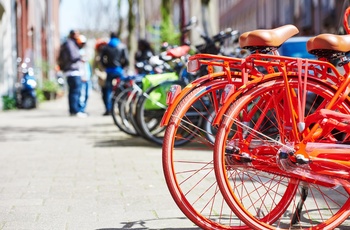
xmin=0 ymin=90 xmax=199 ymax=230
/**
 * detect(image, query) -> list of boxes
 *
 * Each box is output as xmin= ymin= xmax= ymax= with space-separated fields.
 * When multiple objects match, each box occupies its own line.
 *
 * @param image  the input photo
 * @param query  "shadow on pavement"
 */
xmin=0 ymin=116 xmax=163 ymax=148
xmin=93 ymin=136 xmax=161 ymax=148
xmin=96 ymin=217 xmax=200 ymax=230
xmin=97 ymin=228 xmax=199 ymax=230
xmin=96 ymin=217 xmax=201 ymax=229
xmin=0 ymin=125 xmax=82 ymax=142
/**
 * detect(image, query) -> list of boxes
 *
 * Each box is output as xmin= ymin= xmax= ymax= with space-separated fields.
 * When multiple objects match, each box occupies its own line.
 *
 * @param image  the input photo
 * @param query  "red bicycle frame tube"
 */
xmin=160 ymin=53 xmax=245 ymax=126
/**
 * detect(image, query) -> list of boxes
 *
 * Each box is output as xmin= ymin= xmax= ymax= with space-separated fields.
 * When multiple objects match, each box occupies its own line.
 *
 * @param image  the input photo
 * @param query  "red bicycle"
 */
xmin=213 ymin=7 xmax=350 ymax=230
xmin=161 ymin=25 xmax=300 ymax=229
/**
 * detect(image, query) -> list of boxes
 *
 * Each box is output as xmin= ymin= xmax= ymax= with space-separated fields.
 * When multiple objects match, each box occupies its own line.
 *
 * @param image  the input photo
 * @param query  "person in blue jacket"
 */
xmin=100 ymin=32 xmax=129 ymax=116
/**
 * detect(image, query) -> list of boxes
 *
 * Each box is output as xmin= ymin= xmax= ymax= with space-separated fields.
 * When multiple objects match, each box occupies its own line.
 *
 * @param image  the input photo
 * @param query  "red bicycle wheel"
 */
xmin=163 ymin=79 xmax=251 ymax=229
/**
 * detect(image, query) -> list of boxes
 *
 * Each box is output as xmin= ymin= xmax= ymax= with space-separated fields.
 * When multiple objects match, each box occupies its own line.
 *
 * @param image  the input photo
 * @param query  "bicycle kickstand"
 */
xmin=291 ymin=184 xmax=309 ymax=225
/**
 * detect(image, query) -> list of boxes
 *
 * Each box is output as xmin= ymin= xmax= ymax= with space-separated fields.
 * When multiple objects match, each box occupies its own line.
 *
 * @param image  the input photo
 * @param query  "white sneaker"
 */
xmin=76 ymin=112 xmax=88 ymax=118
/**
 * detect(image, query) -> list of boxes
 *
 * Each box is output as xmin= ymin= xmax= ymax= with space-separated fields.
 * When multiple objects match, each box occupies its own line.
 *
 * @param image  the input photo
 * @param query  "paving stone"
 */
xmin=0 ymin=91 xmax=196 ymax=229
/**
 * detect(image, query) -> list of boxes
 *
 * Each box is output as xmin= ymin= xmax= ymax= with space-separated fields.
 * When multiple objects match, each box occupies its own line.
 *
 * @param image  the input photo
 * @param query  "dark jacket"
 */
xmin=65 ymin=38 xmax=81 ymax=72
xmin=104 ymin=38 xmax=129 ymax=75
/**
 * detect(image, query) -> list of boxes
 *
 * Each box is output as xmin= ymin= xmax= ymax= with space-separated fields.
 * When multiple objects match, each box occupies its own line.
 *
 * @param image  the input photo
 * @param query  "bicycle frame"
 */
xmin=213 ymin=53 xmax=346 ymax=124
xmin=160 ymin=53 xmax=246 ymax=126
xmin=229 ymin=53 xmax=350 ymax=185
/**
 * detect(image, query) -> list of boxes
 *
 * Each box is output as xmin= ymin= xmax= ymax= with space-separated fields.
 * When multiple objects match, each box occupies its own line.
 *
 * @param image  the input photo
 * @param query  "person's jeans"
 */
xmin=67 ymin=76 xmax=82 ymax=114
xmin=103 ymin=72 xmax=120 ymax=113
xmin=79 ymin=80 xmax=91 ymax=113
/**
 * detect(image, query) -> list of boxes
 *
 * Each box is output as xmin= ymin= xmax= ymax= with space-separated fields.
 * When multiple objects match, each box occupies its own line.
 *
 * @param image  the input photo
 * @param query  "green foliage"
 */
xmin=145 ymin=1 xmax=181 ymax=48
xmin=42 ymin=80 xmax=59 ymax=93
xmin=160 ymin=0 xmax=180 ymax=45
xmin=2 ymin=95 xmax=17 ymax=110
xmin=160 ymin=21 xmax=180 ymax=46
xmin=35 ymin=89 xmax=46 ymax=103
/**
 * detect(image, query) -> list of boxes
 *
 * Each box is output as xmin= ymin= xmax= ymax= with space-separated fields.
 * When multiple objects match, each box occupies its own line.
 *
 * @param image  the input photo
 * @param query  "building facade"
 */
xmin=0 ymin=0 xmax=17 ymax=107
xmin=139 ymin=0 xmax=219 ymax=49
xmin=7 ymin=0 xmax=343 ymax=110
xmin=219 ymin=0 xmax=344 ymax=36
xmin=0 ymin=0 xmax=60 ymax=110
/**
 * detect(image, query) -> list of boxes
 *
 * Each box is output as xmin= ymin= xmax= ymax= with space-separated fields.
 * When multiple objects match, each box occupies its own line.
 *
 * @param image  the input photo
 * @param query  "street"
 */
xmin=0 ymin=90 xmax=199 ymax=230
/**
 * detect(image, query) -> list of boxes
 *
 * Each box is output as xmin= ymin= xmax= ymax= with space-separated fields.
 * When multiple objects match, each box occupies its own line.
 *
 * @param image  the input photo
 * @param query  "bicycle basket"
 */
xmin=142 ymin=72 xmax=179 ymax=110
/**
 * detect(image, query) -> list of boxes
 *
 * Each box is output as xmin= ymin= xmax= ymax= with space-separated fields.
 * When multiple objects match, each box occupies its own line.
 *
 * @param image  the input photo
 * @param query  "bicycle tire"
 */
xmin=123 ymin=86 xmax=144 ymax=136
xmin=162 ymin=79 xmax=251 ymax=229
xmin=111 ymin=87 xmax=139 ymax=136
xmin=214 ymin=77 xmax=350 ymax=229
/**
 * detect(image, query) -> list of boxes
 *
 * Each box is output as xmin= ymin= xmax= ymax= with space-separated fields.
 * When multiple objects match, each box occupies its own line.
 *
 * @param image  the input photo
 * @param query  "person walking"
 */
xmin=100 ymin=32 xmax=129 ymax=116
xmin=57 ymin=30 xmax=87 ymax=118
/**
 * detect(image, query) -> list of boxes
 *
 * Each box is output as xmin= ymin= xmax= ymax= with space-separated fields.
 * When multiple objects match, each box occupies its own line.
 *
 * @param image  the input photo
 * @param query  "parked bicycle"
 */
xmin=161 ymin=25 xmax=300 ymax=229
xmin=111 ymin=47 xmax=187 ymax=137
xmin=213 ymin=19 xmax=350 ymax=230
xmin=112 ymin=23 xmax=241 ymax=146
xmin=134 ymin=27 xmax=241 ymax=146
xmin=161 ymin=7 xmax=350 ymax=229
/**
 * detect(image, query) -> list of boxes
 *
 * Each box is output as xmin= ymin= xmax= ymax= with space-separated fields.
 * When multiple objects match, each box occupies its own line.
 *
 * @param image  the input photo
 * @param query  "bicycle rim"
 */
xmin=163 ymin=79 xmax=250 ymax=229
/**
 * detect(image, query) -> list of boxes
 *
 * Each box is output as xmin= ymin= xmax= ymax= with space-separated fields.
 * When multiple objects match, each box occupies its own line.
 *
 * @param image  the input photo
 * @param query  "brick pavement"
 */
xmin=0 ymin=90 xmax=200 ymax=230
